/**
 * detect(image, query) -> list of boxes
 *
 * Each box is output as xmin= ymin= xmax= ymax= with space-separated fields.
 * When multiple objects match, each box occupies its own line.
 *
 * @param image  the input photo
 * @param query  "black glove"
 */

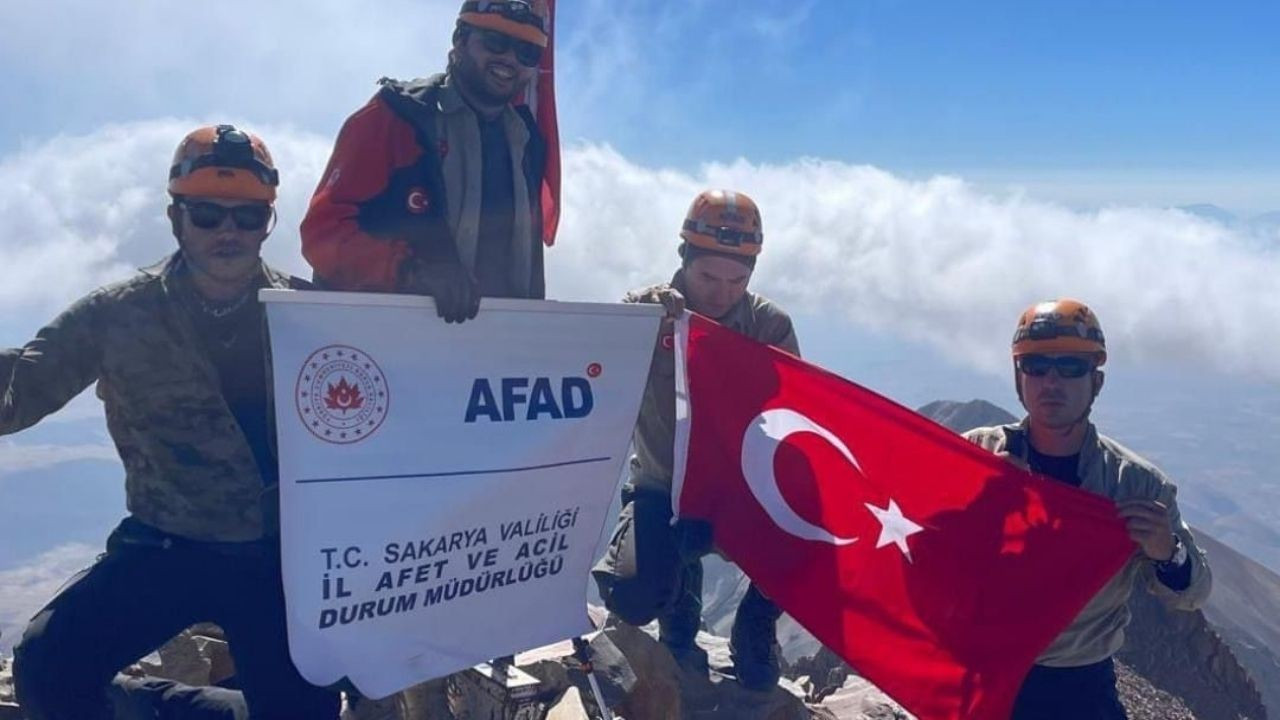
xmin=401 ymin=259 xmax=480 ymax=324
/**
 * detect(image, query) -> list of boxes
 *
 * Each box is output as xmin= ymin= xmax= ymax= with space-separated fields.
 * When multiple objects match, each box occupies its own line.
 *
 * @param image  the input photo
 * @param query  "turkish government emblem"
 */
xmin=296 ymin=345 xmax=389 ymax=444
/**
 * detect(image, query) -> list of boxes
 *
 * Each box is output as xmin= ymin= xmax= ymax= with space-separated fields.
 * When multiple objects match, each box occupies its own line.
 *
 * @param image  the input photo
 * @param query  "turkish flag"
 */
xmin=672 ymin=314 xmax=1134 ymax=720
xmin=519 ymin=0 xmax=560 ymax=246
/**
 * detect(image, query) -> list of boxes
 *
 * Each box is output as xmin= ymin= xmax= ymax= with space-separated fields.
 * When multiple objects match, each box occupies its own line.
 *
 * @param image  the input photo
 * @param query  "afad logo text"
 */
xmin=464 ymin=364 xmax=602 ymax=423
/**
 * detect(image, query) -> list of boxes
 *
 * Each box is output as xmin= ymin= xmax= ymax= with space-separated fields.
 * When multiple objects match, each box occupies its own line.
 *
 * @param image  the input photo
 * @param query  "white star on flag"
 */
xmin=865 ymin=499 xmax=924 ymax=562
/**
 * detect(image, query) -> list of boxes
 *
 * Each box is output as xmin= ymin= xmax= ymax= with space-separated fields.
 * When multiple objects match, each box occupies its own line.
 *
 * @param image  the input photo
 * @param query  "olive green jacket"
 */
xmin=0 ymin=253 xmax=306 ymax=542
xmin=627 ymin=270 xmax=800 ymax=494
xmin=964 ymin=420 xmax=1212 ymax=667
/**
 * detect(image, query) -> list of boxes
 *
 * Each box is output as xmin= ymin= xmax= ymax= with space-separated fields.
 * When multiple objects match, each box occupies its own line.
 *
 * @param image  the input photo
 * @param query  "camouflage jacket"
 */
xmin=627 ymin=270 xmax=800 ymax=494
xmin=0 ymin=253 xmax=307 ymax=542
xmin=964 ymin=420 xmax=1212 ymax=667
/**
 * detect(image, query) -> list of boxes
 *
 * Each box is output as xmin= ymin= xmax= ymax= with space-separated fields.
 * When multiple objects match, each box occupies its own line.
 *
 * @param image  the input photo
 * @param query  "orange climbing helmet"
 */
xmin=679 ymin=190 xmax=764 ymax=258
xmin=1011 ymin=298 xmax=1107 ymax=365
xmin=458 ymin=0 xmax=550 ymax=47
xmin=168 ymin=124 xmax=278 ymax=202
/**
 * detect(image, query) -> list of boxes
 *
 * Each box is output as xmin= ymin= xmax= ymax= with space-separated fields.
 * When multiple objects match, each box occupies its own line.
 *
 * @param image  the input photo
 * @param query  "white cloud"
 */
xmin=555 ymin=148 xmax=1280 ymax=378
xmin=2 ymin=123 xmax=1279 ymax=384
xmin=0 ymin=119 xmax=331 ymax=323
xmin=0 ymin=439 xmax=117 ymax=478
xmin=0 ymin=543 xmax=101 ymax=655
xmin=0 ymin=1 xmax=456 ymax=139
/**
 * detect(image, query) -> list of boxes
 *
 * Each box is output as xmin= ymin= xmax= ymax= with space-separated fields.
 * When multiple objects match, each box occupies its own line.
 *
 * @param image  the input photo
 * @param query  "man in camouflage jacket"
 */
xmin=4 ymin=126 xmax=339 ymax=719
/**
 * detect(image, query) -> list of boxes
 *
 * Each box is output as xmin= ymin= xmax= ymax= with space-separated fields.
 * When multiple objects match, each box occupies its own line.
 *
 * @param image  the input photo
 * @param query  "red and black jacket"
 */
xmin=301 ymin=74 xmax=545 ymax=296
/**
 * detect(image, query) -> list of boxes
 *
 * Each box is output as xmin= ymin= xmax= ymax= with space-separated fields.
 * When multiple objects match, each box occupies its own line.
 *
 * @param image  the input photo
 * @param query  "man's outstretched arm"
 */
xmin=1 ymin=293 xmax=103 ymax=435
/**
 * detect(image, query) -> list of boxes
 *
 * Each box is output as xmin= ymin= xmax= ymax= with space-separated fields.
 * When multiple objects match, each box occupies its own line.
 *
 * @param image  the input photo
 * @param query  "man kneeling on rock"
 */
xmin=3 ymin=125 xmax=339 ymax=719
xmin=592 ymin=190 xmax=800 ymax=691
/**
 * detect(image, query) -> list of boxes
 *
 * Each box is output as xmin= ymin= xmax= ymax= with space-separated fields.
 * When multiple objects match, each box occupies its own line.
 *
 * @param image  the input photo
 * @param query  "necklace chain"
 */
xmin=195 ymin=287 xmax=253 ymax=319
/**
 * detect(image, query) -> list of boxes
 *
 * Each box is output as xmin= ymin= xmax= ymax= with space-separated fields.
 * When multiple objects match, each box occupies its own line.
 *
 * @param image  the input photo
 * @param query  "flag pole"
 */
xmin=572 ymin=636 xmax=615 ymax=720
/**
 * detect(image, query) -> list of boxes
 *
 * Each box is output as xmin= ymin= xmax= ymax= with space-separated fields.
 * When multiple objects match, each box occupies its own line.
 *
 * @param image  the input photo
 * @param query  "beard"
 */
xmin=452 ymin=51 xmax=526 ymax=106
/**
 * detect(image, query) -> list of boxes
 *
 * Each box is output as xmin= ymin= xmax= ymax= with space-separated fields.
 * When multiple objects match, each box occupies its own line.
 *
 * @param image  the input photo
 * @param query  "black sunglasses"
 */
xmin=1017 ymin=354 xmax=1095 ymax=379
xmin=179 ymin=200 xmax=272 ymax=231
xmin=476 ymin=28 xmax=543 ymax=68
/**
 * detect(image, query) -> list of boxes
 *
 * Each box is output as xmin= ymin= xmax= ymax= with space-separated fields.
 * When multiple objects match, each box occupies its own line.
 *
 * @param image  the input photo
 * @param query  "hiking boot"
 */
xmin=668 ymin=643 xmax=711 ymax=677
xmin=660 ymin=559 xmax=705 ymax=671
xmin=729 ymin=583 xmax=782 ymax=691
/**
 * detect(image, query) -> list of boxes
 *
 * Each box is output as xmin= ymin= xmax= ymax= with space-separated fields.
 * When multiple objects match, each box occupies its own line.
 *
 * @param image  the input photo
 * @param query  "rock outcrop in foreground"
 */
xmin=0 ymin=598 xmax=1267 ymax=719
xmin=343 ymin=611 xmax=908 ymax=720
xmin=1 ymin=654 xmax=21 ymax=720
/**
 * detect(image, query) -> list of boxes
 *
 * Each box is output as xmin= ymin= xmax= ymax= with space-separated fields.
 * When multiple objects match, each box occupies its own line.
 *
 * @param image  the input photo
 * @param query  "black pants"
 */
xmin=13 ymin=518 xmax=340 ymax=720
xmin=1012 ymin=658 xmax=1129 ymax=720
xmin=108 ymin=674 xmax=247 ymax=720
xmin=591 ymin=485 xmax=777 ymax=640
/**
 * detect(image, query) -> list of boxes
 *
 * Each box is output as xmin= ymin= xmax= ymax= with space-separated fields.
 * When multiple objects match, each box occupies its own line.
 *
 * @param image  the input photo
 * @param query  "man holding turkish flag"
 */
xmin=671 ymin=312 xmax=1141 ymax=719
xmin=965 ymin=299 xmax=1211 ymax=718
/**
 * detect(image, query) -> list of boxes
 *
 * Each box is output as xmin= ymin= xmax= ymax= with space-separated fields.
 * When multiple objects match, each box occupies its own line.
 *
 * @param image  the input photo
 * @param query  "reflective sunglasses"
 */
xmin=476 ymin=28 xmax=543 ymax=68
xmin=1016 ymin=354 xmax=1095 ymax=379
xmin=179 ymin=200 xmax=272 ymax=231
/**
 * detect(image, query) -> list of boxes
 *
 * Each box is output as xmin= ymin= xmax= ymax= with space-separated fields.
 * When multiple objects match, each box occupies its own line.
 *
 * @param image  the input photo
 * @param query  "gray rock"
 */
xmin=342 ymin=693 xmax=408 ymax=720
xmin=585 ymin=618 xmax=826 ymax=720
xmin=1118 ymin=590 xmax=1267 ymax=720
xmin=138 ymin=626 xmax=235 ymax=687
xmin=344 ymin=677 xmax=450 ymax=720
xmin=1115 ymin=661 xmax=1196 ymax=720
xmin=807 ymin=676 xmax=909 ymax=720
xmin=0 ymin=655 xmax=13 ymax=705
xmin=0 ymin=654 xmax=21 ymax=719
xmin=545 ymin=687 xmax=588 ymax=720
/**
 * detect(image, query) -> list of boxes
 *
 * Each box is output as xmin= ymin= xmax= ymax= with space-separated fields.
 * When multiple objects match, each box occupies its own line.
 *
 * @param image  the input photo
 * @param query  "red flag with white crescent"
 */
xmin=521 ymin=0 xmax=560 ymax=246
xmin=671 ymin=313 xmax=1134 ymax=720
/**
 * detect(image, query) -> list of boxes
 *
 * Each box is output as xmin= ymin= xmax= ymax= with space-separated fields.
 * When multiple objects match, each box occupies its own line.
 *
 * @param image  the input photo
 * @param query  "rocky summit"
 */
xmin=343 ymin=610 xmax=910 ymax=720
xmin=1 ymin=654 xmax=20 ymax=720
xmin=1 ymin=399 xmax=1275 ymax=719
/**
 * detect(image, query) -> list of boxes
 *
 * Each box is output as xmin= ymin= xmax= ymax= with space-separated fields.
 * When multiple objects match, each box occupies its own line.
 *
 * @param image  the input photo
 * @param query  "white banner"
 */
xmin=262 ymin=290 xmax=659 ymax=699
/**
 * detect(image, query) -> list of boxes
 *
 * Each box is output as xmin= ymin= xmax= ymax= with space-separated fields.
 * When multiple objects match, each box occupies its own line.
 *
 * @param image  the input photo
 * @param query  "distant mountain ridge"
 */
xmin=916 ymin=398 xmax=1016 ymax=432
xmin=1177 ymin=204 xmax=1280 ymax=238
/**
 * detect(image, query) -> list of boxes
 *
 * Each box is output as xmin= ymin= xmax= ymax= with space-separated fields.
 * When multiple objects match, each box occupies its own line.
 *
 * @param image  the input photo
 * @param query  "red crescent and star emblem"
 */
xmin=295 ymin=345 xmax=389 ymax=444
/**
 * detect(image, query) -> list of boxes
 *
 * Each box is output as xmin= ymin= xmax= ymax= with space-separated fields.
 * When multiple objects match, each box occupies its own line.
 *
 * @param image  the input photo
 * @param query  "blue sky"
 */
xmin=563 ymin=1 xmax=1280 ymax=179
xmin=2 ymin=2 xmax=1278 ymax=209
xmin=3 ymin=1 xmax=1280 ymax=637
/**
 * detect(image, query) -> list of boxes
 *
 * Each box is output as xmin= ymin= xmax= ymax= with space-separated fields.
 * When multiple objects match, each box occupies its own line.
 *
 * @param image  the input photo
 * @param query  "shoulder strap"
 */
xmin=513 ymin=102 xmax=546 ymax=297
xmin=513 ymin=103 xmax=545 ymax=190
xmin=376 ymin=76 xmax=446 ymax=150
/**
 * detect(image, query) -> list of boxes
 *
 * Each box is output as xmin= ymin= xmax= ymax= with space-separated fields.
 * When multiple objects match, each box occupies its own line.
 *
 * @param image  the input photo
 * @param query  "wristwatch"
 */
xmin=1154 ymin=535 xmax=1188 ymax=572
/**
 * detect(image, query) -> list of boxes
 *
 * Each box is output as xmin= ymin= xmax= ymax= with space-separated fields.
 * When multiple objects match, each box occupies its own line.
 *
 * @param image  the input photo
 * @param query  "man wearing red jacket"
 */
xmin=302 ymin=1 xmax=550 ymax=321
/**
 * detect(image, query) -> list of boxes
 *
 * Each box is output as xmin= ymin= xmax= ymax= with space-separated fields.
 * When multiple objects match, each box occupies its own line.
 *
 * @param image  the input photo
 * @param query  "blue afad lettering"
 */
xmin=465 ymin=377 xmax=594 ymax=422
